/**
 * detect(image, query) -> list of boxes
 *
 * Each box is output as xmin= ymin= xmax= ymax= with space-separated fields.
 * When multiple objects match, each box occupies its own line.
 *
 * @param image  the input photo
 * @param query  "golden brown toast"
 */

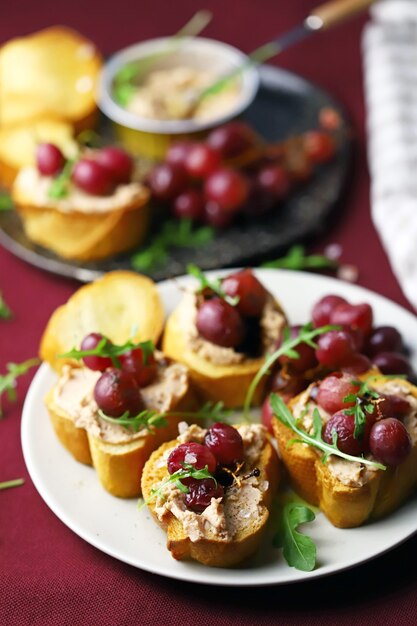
xmin=39 ymin=271 xmax=165 ymax=371
xmin=141 ymin=424 xmax=280 ymax=567
xmin=272 ymin=374 xmax=417 ymax=528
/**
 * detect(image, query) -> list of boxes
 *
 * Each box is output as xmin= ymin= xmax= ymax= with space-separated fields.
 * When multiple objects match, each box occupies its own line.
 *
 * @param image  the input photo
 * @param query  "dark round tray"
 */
xmin=0 ymin=64 xmax=352 ymax=282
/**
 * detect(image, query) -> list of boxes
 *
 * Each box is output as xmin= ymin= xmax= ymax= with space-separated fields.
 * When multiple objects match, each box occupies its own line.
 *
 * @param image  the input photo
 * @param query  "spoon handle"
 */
xmin=308 ymin=0 xmax=375 ymax=31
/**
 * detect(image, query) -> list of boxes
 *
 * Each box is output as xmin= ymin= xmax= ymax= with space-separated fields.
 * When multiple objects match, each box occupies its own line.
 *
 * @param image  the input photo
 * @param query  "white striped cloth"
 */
xmin=362 ymin=0 xmax=417 ymax=309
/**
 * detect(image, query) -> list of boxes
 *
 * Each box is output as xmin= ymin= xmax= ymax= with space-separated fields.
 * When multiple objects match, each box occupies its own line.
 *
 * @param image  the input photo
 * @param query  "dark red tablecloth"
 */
xmin=1 ymin=1 xmax=417 ymax=624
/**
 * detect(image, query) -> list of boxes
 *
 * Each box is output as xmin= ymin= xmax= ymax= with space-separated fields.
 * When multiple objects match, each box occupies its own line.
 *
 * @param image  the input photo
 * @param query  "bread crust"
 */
xmin=141 ymin=427 xmax=280 ymax=567
xmin=272 ymin=374 xmax=417 ymax=528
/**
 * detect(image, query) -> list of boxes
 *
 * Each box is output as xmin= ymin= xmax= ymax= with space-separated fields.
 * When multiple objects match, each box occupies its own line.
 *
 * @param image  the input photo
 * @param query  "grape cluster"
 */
xmin=148 ymin=121 xmax=336 ymax=229
xmin=79 ymin=332 xmax=157 ymax=418
xmin=195 ymin=268 xmax=268 ymax=351
xmin=36 ymin=143 xmax=134 ymax=195
xmin=167 ymin=423 xmax=245 ymax=512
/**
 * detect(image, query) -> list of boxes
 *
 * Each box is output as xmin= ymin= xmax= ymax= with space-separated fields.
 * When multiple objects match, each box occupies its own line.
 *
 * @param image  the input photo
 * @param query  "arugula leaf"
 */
xmin=0 ymin=193 xmax=13 ymax=211
xmin=0 ymin=478 xmax=25 ymax=490
xmin=138 ymin=463 xmax=216 ymax=510
xmin=0 ymin=292 xmax=12 ymax=320
xmin=48 ymin=159 xmax=74 ymax=199
xmin=343 ymin=376 xmax=384 ymax=439
xmin=262 ymin=245 xmax=339 ymax=271
xmin=243 ymin=323 xmax=337 ymax=418
xmin=269 ymin=393 xmax=386 ymax=470
xmin=99 ymin=400 xmax=233 ymax=432
xmin=274 ymin=502 xmax=316 ymax=571
xmin=187 ymin=264 xmax=239 ymax=306
xmin=59 ymin=338 xmax=154 ymax=369
xmin=0 ymin=358 xmax=39 ymax=416
xmin=131 ymin=220 xmax=214 ymax=272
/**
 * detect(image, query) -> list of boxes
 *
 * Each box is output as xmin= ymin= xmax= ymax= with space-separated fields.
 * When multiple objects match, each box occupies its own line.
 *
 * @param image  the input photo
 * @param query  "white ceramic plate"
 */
xmin=21 ymin=269 xmax=417 ymax=586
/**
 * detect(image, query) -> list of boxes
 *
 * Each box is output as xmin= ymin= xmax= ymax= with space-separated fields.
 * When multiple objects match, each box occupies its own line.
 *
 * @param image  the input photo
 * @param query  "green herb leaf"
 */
xmin=138 ymin=463 xmax=216 ymax=510
xmin=131 ymin=220 xmax=214 ymax=272
xmin=0 ymin=292 xmax=13 ymax=320
xmin=0 ymin=193 xmax=13 ymax=211
xmin=187 ymin=264 xmax=239 ymax=306
xmin=343 ymin=376 xmax=385 ymax=439
xmin=262 ymin=245 xmax=339 ymax=271
xmin=0 ymin=478 xmax=25 ymax=490
xmin=98 ymin=400 xmax=233 ymax=433
xmin=0 ymin=358 xmax=39 ymax=417
xmin=59 ymin=338 xmax=154 ymax=369
xmin=269 ymin=394 xmax=386 ymax=470
xmin=48 ymin=159 xmax=74 ymax=199
xmin=274 ymin=502 xmax=316 ymax=571
xmin=243 ymin=323 xmax=338 ymax=418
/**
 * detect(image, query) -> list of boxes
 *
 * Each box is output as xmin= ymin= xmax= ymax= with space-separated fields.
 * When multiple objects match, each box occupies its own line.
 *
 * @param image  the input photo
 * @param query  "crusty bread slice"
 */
xmin=141 ymin=426 xmax=280 ymax=567
xmin=40 ymin=271 xmax=164 ymax=371
xmin=272 ymin=374 xmax=417 ymax=528
xmin=0 ymin=26 xmax=102 ymax=130
xmin=162 ymin=295 xmax=286 ymax=409
xmin=45 ymin=362 xmax=198 ymax=498
xmin=0 ymin=119 xmax=77 ymax=188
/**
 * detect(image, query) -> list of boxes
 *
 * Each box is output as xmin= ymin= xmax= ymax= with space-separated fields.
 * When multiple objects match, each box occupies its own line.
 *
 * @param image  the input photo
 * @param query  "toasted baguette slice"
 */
xmin=0 ymin=26 xmax=102 ymax=130
xmin=45 ymin=358 xmax=198 ymax=498
xmin=12 ymin=166 xmax=150 ymax=262
xmin=162 ymin=290 xmax=287 ymax=408
xmin=40 ymin=271 xmax=164 ymax=371
xmin=272 ymin=374 xmax=417 ymax=528
xmin=141 ymin=424 xmax=279 ymax=567
xmin=0 ymin=119 xmax=77 ymax=188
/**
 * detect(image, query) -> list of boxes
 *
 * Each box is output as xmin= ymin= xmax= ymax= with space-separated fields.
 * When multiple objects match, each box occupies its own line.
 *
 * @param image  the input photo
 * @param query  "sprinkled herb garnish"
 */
xmin=59 ymin=338 xmax=154 ymax=369
xmin=131 ymin=219 xmax=214 ymax=272
xmin=273 ymin=501 xmax=316 ymax=571
xmin=262 ymin=245 xmax=339 ymax=271
xmin=138 ymin=463 xmax=216 ymax=510
xmin=270 ymin=393 xmax=386 ymax=470
xmin=0 ymin=292 xmax=12 ymax=320
xmin=48 ymin=159 xmax=74 ymax=199
xmin=187 ymin=264 xmax=239 ymax=306
xmin=0 ymin=358 xmax=39 ymax=417
xmin=243 ymin=323 xmax=337 ymax=418
xmin=98 ymin=400 xmax=232 ymax=432
xmin=0 ymin=478 xmax=25 ymax=491
xmin=0 ymin=193 xmax=13 ymax=211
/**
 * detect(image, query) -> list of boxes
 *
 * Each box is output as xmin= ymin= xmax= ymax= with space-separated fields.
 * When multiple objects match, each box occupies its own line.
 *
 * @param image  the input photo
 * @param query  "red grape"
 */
xmin=221 ymin=269 xmax=268 ymax=317
xmin=323 ymin=410 xmax=365 ymax=455
xmin=316 ymin=330 xmax=356 ymax=367
xmin=204 ymin=423 xmax=244 ymax=465
xmin=204 ymin=167 xmax=249 ymax=212
xmin=261 ymin=395 xmax=274 ymax=434
xmin=80 ymin=332 xmax=113 ymax=371
xmin=257 ymin=164 xmax=290 ymax=200
xmin=369 ymin=418 xmax=411 ymax=466
xmin=364 ymin=326 xmax=404 ymax=357
xmin=277 ymin=325 xmax=318 ymax=373
xmin=340 ymin=353 xmax=372 ymax=375
xmin=312 ymin=294 xmax=347 ymax=328
xmin=36 ymin=143 xmax=65 ymax=176
xmin=269 ymin=371 xmax=307 ymax=403
xmin=376 ymin=394 xmax=410 ymax=419
xmin=207 ymin=121 xmax=257 ymax=158
xmin=330 ymin=303 xmax=373 ymax=337
xmin=119 ymin=347 xmax=157 ymax=387
xmin=148 ymin=162 xmax=187 ymax=200
xmin=172 ymin=189 xmax=205 ymax=221
xmin=166 ymin=141 xmax=193 ymax=168
xmin=304 ymin=130 xmax=335 ymax=163
xmin=94 ymin=368 xmax=143 ymax=417
xmin=184 ymin=144 xmax=221 ymax=178
xmin=317 ymin=373 xmax=360 ymax=414
xmin=372 ymin=352 xmax=412 ymax=377
xmin=72 ymin=158 xmax=114 ymax=195
xmin=203 ymin=200 xmax=235 ymax=228
xmin=96 ymin=147 xmax=133 ymax=184
xmin=183 ymin=478 xmax=224 ymax=512
xmin=196 ymin=297 xmax=245 ymax=348
xmin=167 ymin=442 xmax=217 ymax=475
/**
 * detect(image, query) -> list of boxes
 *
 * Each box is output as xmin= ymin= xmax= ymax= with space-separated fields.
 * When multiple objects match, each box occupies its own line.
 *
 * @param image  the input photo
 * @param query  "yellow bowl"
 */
xmin=98 ymin=37 xmax=259 ymax=160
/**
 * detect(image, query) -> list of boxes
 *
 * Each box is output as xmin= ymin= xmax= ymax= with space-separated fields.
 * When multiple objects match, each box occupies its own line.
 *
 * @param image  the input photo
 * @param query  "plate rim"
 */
xmin=21 ymin=269 xmax=417 ymax=586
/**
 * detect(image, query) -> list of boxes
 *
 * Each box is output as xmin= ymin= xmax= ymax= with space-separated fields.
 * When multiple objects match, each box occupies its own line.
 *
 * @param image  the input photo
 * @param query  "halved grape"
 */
xmin=183 ymin=478 xmax=224 ymax=512
xmin=317 ymin=373 xmax=360 ymax=414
